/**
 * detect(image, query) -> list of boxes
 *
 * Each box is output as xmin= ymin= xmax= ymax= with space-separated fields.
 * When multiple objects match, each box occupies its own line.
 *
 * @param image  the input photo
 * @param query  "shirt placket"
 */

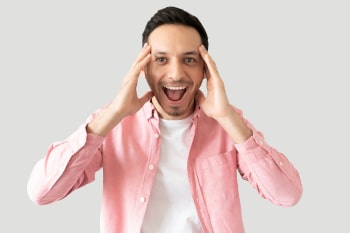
xmin=131 ymin=115 xmax=161 ymax=233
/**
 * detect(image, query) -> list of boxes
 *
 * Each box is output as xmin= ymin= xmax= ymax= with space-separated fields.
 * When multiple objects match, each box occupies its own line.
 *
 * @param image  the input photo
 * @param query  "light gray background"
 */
xmin=1 ymin=0 xmax=349 ymax=232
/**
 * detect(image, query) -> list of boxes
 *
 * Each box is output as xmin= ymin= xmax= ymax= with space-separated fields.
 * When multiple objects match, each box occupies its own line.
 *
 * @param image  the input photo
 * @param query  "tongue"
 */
xmin=165 ymin=89 xmax=185 ymax=101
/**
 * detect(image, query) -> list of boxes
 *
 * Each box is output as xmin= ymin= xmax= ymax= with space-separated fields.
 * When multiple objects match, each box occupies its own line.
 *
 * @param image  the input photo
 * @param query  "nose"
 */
xmin=167 ymin=60 xmax=184 ymax=81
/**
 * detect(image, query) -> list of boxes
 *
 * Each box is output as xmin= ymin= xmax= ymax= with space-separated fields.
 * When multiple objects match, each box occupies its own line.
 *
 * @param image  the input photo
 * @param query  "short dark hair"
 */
xmin=142 ymin=6 xmax=209 ymax=50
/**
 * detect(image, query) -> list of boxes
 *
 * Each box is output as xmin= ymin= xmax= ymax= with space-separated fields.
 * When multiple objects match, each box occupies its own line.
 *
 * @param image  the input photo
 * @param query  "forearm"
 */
xmin=242 ymin=148 xmax=302 ymax=206
xmin=27 ymin=127 xmax=104 ymax=205
xmin=86 ymin=103 xmax=125 ymax=137
xmin=236 ymin=132 xmax=303 ymax=206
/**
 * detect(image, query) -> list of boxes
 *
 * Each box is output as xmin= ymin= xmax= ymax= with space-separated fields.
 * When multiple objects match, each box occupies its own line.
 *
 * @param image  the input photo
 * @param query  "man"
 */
xmin=27 ymin=6 xmax=303 ymax=233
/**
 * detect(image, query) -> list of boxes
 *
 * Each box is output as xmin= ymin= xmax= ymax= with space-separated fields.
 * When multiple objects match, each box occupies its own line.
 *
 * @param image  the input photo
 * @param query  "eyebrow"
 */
xmin=152 ymin=50 xmax=199 ymax=56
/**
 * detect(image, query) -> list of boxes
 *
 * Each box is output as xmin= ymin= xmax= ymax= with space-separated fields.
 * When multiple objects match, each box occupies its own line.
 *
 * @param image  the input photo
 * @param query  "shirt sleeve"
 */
xmin=234 ymin=108 xmax=303 ymax=207
xmin=27 ymin=121 xmax=105 ymax=205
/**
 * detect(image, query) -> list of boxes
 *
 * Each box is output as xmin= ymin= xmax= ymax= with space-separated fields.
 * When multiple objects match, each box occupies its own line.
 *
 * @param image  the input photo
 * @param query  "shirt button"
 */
xmin=154 ymin=133 xmax=159 ymax=138
xmin=140 ymin=197 xmax=146 ymax=203
xmin=148 ymin=164 xmax=154 ymax=170
xmin=279 ymin=161 xmax=283 ymax=166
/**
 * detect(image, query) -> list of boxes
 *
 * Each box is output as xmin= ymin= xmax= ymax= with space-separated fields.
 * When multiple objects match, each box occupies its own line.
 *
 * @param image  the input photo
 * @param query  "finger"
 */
xmin=132 ymin=43 xmax=151 ymax=68
xmin=128 ymin=47 xmax=151 ymax=79
xmin=199 ymin=45 xmax=219 ymax=78
xmin=136 ymin=53 xmax=151 ymax=72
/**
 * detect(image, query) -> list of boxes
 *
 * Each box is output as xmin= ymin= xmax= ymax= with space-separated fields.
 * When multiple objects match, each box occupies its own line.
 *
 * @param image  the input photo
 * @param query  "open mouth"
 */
xmin=163 ymin=85 xmax=187 ymax=101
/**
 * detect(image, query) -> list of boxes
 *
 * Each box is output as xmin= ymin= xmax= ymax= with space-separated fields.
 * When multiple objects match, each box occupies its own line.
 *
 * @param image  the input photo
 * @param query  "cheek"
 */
xmin=144 ymin=69 xmax=160 ymax=88
xmin=146 ymin=65 xmax=165 ymax=82
xmin=192 ymin=69 xmax=205 ymax=84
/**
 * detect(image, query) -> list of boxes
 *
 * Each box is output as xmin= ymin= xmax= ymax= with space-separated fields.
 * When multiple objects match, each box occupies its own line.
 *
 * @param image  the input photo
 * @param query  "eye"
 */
xmin=155 ymin=57 xmax=167 ymax=63
xmin=184 ymin=57 xmax=195 ymax=63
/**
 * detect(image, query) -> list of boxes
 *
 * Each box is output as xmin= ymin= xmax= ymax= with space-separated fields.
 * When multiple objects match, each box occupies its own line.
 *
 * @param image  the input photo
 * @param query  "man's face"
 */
xmin=144 ymin=24 xmax=205 ymax=120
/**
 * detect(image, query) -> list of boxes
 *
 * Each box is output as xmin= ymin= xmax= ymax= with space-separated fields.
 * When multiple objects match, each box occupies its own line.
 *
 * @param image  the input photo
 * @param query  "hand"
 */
xmin=87 ymin=44 xmax=153 ymax=136
xmin=196 ymin=45 xmax=252 ymax=142
xmin=196 ymin=45 xmax=231 ymax=120
xmin=111 ymin=43 xmax=153 ymax=118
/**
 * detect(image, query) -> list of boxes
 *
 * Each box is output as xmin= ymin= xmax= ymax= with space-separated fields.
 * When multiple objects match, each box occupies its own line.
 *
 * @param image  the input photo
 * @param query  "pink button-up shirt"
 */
xmin=27 ymin=101 xmax=302 ymax=233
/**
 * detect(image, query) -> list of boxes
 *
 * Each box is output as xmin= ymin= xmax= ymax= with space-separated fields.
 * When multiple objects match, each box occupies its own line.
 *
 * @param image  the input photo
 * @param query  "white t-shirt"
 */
xmin=141 ymin=115 xmax=202 ymax=233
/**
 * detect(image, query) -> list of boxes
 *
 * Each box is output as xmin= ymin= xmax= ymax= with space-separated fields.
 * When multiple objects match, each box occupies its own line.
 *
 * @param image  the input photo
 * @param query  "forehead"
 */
xmin=148 ymin=24 xmax=202 ymax=52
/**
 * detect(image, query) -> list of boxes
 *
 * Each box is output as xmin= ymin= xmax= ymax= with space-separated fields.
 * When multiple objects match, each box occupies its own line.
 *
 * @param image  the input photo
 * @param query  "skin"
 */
xmin=144 ymin=24 xmax=205 ymax=120
xmin=87 ymin=24 xmax=252 ymax=143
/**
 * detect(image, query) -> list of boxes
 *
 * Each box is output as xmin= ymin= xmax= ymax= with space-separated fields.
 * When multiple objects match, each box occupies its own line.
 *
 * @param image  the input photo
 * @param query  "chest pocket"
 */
xmin=196 ymin=150 xmax=239 ymax=201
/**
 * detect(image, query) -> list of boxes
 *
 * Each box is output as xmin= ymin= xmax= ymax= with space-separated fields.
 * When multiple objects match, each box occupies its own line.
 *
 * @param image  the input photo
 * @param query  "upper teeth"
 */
xmin=164 ymin=86 xmax=186 ymax=90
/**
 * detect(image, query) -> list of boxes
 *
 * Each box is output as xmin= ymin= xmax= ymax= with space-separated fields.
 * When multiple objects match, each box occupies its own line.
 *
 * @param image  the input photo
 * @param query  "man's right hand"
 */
xmin=111 ymin=43 xmax=153 ymax=118
xmin=87 ymin=43 xmax=153 ymax=136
